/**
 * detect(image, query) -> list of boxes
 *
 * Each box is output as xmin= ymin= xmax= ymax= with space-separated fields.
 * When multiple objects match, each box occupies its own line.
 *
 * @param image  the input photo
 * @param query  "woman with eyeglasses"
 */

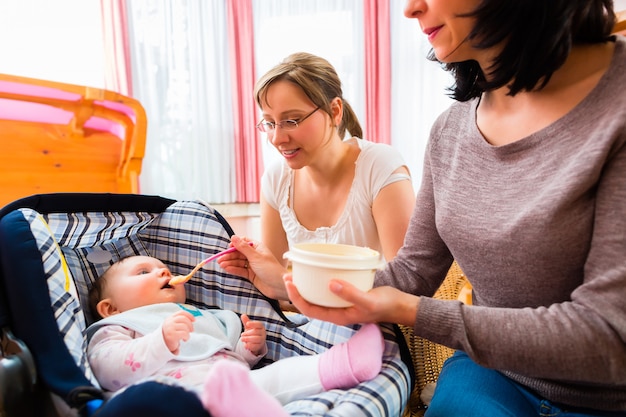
xmin=274 ymin=1 xmax=625 ymax=416
xmin=219 ymin=52 xmax=415 ymax=301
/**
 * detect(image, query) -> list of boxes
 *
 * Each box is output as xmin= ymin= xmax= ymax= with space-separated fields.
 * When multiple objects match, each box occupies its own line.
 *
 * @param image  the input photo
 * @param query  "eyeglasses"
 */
xmin=256 ymin=106 xmax=320 ymax=133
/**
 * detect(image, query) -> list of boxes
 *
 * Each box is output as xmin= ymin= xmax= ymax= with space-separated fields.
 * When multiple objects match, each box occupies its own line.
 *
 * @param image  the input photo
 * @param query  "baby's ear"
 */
xmin=97 ymin=298 xmax=119 ymax=318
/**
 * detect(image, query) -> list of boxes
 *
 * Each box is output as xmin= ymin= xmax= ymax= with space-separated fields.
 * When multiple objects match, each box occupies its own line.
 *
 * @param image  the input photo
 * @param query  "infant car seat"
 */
xmin=0 ymin=193 xmax=412 ymax=417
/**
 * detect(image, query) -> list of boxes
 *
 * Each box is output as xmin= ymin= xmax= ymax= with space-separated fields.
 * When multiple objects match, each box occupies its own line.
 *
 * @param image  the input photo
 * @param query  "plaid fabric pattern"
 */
xmin=19 ymin=209 xmax=98 ymax=386
xmin=24 ymin=200 xmax=410 ymax=416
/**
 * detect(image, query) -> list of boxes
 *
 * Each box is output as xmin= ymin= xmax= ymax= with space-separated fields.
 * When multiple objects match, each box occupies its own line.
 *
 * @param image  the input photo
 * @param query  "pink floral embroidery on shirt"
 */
xmin=124 ymin=353 xmax=141 ymax=372
xmin=169 ymin=368 xmax=183 ymax=379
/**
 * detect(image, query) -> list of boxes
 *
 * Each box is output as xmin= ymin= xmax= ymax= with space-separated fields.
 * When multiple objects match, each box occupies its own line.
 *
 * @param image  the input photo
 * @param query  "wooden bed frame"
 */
xmin=0 ymin=74 xmax=146 ymax=208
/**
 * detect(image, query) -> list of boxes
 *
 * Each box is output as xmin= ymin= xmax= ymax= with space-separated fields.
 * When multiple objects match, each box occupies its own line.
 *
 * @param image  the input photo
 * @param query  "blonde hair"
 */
xmin=254 ymin=52 xmax=363 ymax=139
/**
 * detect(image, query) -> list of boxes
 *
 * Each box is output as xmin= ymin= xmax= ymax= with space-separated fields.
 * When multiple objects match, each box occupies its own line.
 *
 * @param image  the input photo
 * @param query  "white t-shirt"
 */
xmin=262 ymin=138 xmax=410 ymax=258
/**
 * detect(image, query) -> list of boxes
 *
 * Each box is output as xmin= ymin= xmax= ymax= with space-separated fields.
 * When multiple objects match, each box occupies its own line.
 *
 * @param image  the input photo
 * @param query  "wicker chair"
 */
xmin=400 ymin=262 xmax=470 ymax=417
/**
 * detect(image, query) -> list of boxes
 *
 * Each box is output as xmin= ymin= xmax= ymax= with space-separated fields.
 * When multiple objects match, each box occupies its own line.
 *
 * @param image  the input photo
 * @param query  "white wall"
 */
xmin=213 ymin=204 xmax=261 ymax=240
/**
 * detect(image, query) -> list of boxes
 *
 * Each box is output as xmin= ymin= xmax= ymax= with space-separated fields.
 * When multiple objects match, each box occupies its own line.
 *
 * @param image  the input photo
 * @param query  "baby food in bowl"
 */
xmin=283 ymin=243 xmax=385 ymax=307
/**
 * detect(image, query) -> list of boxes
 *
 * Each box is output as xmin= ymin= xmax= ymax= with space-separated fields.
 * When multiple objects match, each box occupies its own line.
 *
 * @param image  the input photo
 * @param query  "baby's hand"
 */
xmin=240 ymin=314 xmax=267 ymax=356
xmin=162 ymin=310 xmax=195 ymax=355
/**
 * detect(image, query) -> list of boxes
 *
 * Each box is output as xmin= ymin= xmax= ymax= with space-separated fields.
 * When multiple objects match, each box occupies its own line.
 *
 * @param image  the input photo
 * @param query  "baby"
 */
xmin=86 ymin=255 xmax=385 ymax=417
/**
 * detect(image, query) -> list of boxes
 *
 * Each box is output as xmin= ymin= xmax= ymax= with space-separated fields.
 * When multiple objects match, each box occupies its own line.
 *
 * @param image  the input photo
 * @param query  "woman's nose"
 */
xmin=404 ymin=0 xmax=425 ymax=19
xmin=269 ymin=129 xmax=288 ymax=146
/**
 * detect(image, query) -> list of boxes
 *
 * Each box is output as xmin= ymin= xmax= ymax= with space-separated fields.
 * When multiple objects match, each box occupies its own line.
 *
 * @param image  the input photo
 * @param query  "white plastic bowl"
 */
xmin=283 ymin=243 xmax=385 ymax=307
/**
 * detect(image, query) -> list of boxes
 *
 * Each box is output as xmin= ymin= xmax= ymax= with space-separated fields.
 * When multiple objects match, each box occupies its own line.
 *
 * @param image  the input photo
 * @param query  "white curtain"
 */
xmin=126 ymin=0 xmax=236 ymax=202
xmin=390 ymin=0 xmax=453 ymax=189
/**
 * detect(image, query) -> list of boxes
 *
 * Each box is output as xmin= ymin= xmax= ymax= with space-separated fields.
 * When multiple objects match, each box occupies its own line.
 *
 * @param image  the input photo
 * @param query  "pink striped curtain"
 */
xmin=227 ymin=0 xmax=263 ymax=202
xmin=100 ymin=0 xmax=133 ymax=97
xmin=363 ymin=0 xmax=391 ymax=144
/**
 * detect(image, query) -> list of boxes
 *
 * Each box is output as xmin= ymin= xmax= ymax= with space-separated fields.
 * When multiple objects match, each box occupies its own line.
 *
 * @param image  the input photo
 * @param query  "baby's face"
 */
xmin=104 ymin=256 xmax=186 ymax=314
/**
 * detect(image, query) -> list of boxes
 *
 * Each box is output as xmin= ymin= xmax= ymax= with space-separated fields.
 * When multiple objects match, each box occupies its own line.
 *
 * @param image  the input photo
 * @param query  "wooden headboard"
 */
xmin=615 ymin=9 xmax=626 ymax=35
xmin=0 ymin=74 xmax=147 ymax=208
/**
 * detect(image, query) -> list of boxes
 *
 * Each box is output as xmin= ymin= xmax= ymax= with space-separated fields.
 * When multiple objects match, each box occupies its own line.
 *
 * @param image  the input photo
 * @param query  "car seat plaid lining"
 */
xmin=19 ymin=208 xmax=97 ymax=386
xmin=23 ymin=200 xmax=409 ymax=416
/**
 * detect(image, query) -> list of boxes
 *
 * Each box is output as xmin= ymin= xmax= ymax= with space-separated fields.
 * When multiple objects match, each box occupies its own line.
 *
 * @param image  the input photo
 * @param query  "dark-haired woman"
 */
xmin=284 ymin=1 xmax=626 ymax=415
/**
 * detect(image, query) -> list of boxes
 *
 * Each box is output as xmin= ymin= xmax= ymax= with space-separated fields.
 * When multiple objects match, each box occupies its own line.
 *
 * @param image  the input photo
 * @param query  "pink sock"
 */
xmin=318 ymin=323 xmax=384 ymax=390
xmin=201 ymin=360 xmax=289 ymax=417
